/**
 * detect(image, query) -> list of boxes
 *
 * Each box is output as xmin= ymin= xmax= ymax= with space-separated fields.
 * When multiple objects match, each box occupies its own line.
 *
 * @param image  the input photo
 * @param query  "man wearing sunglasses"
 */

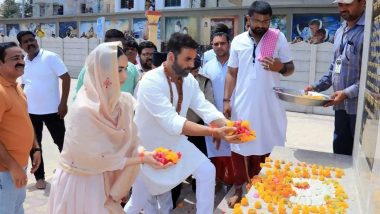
xmin=305 ymin=0 xmax=365 ymax=156
xmin=223 ymin=1 xmax=294 ymax=207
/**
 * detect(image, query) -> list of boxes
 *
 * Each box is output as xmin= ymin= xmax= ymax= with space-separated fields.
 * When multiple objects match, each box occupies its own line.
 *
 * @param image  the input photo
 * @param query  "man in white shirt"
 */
xmin=223 ymin=1 xmax=295 ymax=207
xmin=124 ymin=32 xmax=240 ymax=214
xmin=202 ymin=23 xmax=229 ymax=66
xmin=202 ymin=29 xmax=235 ymax=188
xmin=17 ymin=31 xmax=71 ymax=189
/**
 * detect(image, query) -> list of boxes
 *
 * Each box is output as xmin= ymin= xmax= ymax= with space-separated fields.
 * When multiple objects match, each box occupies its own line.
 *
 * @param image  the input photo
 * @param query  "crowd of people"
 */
xmin=0 ymin=0 xmax=365 ymax=213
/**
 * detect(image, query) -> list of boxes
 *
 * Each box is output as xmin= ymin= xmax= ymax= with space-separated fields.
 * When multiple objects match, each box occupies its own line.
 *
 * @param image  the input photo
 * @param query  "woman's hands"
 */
xmin=140 ymin=151 xmax=173 ymax=169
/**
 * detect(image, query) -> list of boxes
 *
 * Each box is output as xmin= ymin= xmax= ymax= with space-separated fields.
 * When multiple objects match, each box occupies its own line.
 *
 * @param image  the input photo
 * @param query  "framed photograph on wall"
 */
xmin=165 ymin=17 xmax=197 ymax=41
xmin=6 ymin=24 xmax=20 ymax=37
xmin=271 ymin=15 xmax=287 ymax=36
xmin=19 ymin=23 xmax=56 ymax=38
xmin=80 ymin=21 xmax=98 ymax=39
xmin=59 ymin=22 xmax=78 ymax=38
xmin=133 ymin=18 xmax=161 ymax=40
xmin=0 ymin=24 xmax=5 ymax=36
xmin=40 ymin=23 xmax=57 ymax=38
xmin=105 ymin=19 xmax=130 ymax=35
xmin=292 ymin=14 xmax=340 ymax=43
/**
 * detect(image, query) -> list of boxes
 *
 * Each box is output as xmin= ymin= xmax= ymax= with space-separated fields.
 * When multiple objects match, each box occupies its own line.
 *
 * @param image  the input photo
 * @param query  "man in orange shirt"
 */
xmin=0 ymin=42 xmax=41 ymax=214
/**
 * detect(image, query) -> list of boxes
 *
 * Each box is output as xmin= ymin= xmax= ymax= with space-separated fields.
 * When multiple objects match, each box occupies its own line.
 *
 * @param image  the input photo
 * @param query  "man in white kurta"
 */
xmin=202 ymin=31 xmax=234 ymax=186
xmin=223 ymin=1 xmax=295 ymax=207
xmin=204 ymin=59 xmax=231 ymax=157
xmin=125 ymin=32 xmax=236 ymax=214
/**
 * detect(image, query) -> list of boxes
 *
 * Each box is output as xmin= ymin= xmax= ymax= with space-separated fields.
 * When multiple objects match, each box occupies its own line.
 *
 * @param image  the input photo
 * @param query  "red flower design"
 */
xmin=103 ymin=77 xmax=112 ymax=89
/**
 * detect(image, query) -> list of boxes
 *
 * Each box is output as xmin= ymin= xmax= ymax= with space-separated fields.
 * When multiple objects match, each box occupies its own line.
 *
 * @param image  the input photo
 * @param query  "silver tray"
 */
xmin=273 ymin=87 xmax=332 ymax=106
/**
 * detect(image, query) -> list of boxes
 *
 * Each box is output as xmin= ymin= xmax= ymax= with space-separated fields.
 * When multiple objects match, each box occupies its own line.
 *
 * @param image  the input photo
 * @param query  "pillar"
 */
xmin=145 ymin=10 xmax=162 ymax=47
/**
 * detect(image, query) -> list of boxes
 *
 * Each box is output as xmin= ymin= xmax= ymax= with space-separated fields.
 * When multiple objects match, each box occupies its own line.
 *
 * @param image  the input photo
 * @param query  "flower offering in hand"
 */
xmin=226 ymin=120 xmax=256 ymax=142
xmin=154 ymin=147 xmax=182 ymax=165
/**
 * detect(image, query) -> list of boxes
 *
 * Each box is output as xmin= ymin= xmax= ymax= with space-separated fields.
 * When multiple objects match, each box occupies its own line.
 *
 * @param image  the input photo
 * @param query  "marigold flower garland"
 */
xmin=232 ymin=157 xmax=348 ymax=214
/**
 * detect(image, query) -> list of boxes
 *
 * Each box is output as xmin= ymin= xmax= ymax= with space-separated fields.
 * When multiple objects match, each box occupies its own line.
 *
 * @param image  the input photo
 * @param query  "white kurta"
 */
xmin=227 ymin=31 xmax=292 ymax=156
xmin=135 ymin=66 xmax=225 ymax=195
xmin=202 ymin=58 xmax=231 ymax=158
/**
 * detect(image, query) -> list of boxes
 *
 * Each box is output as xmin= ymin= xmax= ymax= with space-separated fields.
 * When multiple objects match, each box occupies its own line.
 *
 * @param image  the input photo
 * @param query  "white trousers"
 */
xmin=124 ymin=159 xmax=216 ymax=214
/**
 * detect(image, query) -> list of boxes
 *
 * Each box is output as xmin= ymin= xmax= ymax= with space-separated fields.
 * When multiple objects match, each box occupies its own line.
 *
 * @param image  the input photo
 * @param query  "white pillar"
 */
xmin=134 ymin=0 xmax=145 ymax=11
xmin=181 ymin=0 xmax=190 ymax=8
xmin=155 ymin=0 xmax=164 ymax=10
xmin=115 ymin=0 xmax=120 ymax=12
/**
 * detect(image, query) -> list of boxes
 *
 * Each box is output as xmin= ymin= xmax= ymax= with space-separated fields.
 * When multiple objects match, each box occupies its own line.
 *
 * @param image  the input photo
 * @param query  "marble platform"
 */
xmin=215 ymin=146 xmax=361 ymax=213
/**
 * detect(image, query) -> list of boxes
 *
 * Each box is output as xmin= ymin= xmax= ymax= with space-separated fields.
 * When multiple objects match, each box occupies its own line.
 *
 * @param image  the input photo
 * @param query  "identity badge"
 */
xmin=334 ymin=57 xmax=342 ymax=74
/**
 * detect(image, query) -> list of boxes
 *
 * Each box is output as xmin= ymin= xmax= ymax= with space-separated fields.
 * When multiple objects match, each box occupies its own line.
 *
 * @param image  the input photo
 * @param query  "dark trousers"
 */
xmin=231 ymin=152 xmax=270 ymax=186
xmin=333 ymin=110 xmax=356 ymax=156
xmin=29 ymin=113 xmax=65 ymax=180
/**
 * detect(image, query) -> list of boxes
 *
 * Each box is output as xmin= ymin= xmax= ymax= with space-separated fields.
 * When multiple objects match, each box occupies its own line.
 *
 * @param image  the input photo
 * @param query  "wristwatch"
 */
xmin=279 ymin=65 xmax=287 ymax=75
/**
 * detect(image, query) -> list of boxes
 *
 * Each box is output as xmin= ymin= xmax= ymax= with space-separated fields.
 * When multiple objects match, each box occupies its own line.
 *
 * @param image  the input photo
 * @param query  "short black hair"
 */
xmin=152 ymin=52 xmax=168 ymax=67
xmin=212 ymin=23 xmax=229 ymax=35
xmin=0 ymin=42 xmax=18 ymax=62
xmin=248 ymin=1 xmax=272 ymax=17
xmin=193 ymin=54 xmax=201 ymax=69
xmin=211 ymin=23 xmax=230 ymax=43
xmin=17 ymin=31 xmax=35 ymax=44
xmin=138 ymin=41 xmax=157 ymax=55
xmin=104 ymin=29 xmax=124 ymax=42
xmin=124 ymin=36 xmax=139 ymax=50
xmin=211 ymin=32 xmax=230 ymax=43
xmin=167 ymin=32 xmax=198 ymax=56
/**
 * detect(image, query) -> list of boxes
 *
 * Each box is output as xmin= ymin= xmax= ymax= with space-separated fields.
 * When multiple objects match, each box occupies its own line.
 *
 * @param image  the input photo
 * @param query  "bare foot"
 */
xmin=227 ymin=186 xmax=242 ymax=208
xmin=35 ymin=179 xmax=46 ymax=189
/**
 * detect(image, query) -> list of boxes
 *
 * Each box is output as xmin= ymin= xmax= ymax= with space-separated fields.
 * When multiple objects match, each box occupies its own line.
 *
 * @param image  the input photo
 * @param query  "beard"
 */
xmin=340 ymin=11 xmax=357 ymax=22
xmin=141 ymin=59 xmax=152 ymax=71
xmin=252 ymin=27 xmax=268 ymax=36
xmin=172 ymin=59 xmax=192 ymax=77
